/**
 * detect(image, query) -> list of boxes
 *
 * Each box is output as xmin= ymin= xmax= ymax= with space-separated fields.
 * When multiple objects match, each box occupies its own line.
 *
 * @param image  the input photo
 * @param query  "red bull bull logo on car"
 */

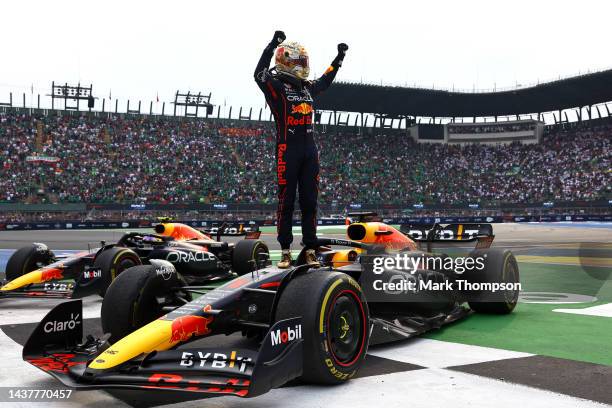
xmin=40 ymin=268 xmax=64 ymax=282
xmin=170 ymin=315 xmax=213 ymax=343
xmin=169 ymin=304 xmax=214 ymax=344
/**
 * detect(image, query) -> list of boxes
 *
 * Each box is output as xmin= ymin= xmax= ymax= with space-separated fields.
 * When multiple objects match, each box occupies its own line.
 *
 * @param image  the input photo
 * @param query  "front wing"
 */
xmin=22 ymin=300 xmax=302 ymax=398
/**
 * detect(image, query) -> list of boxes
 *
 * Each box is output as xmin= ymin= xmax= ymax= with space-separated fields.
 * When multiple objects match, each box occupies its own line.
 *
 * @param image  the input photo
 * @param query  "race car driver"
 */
xmin=254 ymin=30 xmax=348 ymax=268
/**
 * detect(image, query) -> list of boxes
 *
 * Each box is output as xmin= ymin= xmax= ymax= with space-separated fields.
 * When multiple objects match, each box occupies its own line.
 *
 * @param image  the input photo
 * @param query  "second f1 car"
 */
xmin=0 ymin=222 xmax=269 ymax=299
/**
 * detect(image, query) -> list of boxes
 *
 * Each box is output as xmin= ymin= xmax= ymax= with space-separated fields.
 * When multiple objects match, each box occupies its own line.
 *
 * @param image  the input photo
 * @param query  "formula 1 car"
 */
xmin=23 ymin=214 xmax=519 ymax=398
xmin=0 ymin=222 xmax=268 ymax=299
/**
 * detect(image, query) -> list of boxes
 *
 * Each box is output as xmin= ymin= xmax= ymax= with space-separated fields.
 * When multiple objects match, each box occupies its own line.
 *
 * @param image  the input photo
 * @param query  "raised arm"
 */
xmin=254 ymin=30 xmax=286 ymax=91
xmin=308 ymin=43 xmax=348 ymax=97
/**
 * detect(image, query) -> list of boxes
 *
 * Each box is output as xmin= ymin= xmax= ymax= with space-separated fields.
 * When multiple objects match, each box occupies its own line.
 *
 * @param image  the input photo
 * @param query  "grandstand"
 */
xmin=0 ymin=69 xmax=610 ymax=225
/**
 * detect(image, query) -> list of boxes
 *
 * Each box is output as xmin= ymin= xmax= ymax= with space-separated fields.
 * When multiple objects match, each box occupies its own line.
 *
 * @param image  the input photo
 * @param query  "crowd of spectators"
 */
xmin=0 ymin=109 xmax=609 ymax=209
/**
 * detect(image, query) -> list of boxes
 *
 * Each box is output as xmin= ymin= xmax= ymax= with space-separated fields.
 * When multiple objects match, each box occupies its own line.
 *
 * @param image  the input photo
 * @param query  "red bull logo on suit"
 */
xmin=291 ymin=102 xmax=313 ymax=115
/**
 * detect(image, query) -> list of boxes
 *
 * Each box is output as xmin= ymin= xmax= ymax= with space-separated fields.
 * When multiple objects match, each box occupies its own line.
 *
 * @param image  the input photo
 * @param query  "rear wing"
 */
xmin=199 ymin=223 xmax=261 ymax=241
xmin=400 ymin=223 xmax=494 ymax=250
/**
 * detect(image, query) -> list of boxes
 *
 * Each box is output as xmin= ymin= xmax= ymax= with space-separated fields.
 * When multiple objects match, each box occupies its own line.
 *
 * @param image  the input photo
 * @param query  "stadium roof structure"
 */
xmin=316 ymin=69 xmax=612 ymax=119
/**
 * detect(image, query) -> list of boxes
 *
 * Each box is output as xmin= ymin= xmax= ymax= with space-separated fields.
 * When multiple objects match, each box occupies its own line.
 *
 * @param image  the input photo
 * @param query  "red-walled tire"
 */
xmin=275 ymin=270 xmax=370 ymax=384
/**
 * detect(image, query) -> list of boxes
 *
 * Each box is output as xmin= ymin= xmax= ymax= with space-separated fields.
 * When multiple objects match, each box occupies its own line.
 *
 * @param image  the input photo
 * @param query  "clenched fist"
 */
xmin=271 ymin=30 xmax=286 ymax=46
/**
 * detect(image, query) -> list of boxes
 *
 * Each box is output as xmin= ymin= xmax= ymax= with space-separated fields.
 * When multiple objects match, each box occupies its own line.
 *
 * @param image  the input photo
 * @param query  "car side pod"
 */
xmin=22 ymin=300 xmax=303 ymax=398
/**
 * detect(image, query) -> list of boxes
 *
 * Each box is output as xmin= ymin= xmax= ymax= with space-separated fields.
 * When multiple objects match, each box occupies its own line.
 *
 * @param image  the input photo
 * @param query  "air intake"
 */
xmin=347 ymin=224 xmax=366 ymax=241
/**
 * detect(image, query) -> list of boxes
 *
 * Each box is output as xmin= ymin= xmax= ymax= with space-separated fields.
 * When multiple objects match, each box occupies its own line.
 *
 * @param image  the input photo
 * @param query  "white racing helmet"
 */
xmin=275 ymin=41 xmax=310 ymax=80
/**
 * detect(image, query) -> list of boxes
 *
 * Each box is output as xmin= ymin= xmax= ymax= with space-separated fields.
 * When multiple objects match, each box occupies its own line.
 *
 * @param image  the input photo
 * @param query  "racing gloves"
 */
xmin=333 ymin=43 xmax=349 ymax=67
xmin=268 ymin=30 xmax=286 ymax=50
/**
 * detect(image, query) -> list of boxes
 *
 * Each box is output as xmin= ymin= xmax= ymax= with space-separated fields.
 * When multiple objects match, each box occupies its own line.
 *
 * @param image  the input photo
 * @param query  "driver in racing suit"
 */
xmin=254 ymin=30 xmax=348 ymax=268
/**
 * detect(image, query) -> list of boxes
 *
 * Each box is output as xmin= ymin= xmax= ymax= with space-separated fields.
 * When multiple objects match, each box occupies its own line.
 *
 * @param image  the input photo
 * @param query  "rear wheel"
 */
xmin=5 ymin=244 xmax=55 ymax=281
xmin=93 ymin=247 xmax=141 ymax=297
xmin=232 ymin=240 xmax=269 ymax=275
xmin=275 ymin=270 xmax=369 ymax=384
xmin=101 ymin=264 xmax=191 ymax=343
xmin=467 ymin=248 xmax=520 ymax=314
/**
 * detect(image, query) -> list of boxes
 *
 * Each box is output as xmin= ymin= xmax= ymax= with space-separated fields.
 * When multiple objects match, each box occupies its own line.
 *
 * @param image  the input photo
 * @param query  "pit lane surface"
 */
xmin=0 ymin=223 xmax=610 ymax=407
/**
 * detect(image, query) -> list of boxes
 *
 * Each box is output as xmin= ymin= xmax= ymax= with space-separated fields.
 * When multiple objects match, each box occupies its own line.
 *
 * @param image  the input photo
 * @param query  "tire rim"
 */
xmin=327 ymin=289 xmax=366 ymax=367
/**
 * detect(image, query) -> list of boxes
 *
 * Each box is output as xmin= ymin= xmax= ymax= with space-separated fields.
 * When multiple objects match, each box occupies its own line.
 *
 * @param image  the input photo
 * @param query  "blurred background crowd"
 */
xmin=0 ymin=110 xmax=609 ymax=209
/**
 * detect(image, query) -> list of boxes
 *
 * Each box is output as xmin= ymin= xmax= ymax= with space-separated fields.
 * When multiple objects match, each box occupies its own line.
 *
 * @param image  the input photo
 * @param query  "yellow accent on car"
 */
xmin=319 ymin=278 xmax=343 ymax=333
xmin=159 ymin=223 xmax=175 ymax=237
xmin=331 ymin=249 xmax=362 ymax=268
xmin=88 ymin=319 xmax=175 ymax=370
xmin=111 ymin=250 xmax=128 ymax=279
xmin=229 ymin=351 xmax=236 ymax=368
xmin=0 ymin=269 xmax=44 ymax=291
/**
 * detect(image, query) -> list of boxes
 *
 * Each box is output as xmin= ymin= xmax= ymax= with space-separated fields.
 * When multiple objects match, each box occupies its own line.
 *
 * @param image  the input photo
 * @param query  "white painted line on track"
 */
xmin=554 ymin=302 xmax=612 ymax=318
xmin=368 ymin=338 xmax=532 ymax=368
xmin=0 ymin=297 xmax=102 ymax=325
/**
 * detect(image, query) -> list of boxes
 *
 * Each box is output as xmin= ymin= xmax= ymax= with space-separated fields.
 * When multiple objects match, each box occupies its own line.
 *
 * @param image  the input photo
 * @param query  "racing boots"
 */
xmin=304 ymin=249 xmax=320 ymax=267
xmin=278 ymin=249 xmax=293 ymax=268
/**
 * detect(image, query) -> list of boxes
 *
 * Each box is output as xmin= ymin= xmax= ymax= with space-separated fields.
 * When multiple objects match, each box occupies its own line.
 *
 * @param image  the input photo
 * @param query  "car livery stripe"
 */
xmin=88 ymin=319 xmax=175 ymax=370
xmin=319 ymin=278 xmax=344 ymax=333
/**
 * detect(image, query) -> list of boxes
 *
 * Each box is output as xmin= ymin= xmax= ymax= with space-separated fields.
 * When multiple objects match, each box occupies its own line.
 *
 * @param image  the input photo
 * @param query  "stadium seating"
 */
xmin=0 ymin=109 xmax=609 ymax=207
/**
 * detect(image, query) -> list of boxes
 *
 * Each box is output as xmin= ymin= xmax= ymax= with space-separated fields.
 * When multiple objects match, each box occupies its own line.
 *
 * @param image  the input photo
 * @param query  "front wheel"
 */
xmin=5 ymin=244 xmax=55 ymax=281
xmin=275 ymin=270 xmax=370 ymax=384
xmin=93 ymin=247 xmax=141 ymax=297
xmin=101 ymin=264 xmax=191 ymax=343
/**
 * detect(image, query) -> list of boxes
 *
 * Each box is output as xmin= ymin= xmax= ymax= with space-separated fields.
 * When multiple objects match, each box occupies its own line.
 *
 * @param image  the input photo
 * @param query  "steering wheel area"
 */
xmin=117 ymin=232 xmax=171 ymax=248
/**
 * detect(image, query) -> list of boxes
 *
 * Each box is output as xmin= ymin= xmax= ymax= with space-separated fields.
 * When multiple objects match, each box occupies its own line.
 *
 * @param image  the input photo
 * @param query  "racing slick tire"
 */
xmin=93 ymin=247 xmax=141 ymax=297
xmin=275 ymin=270 xmax=369 ymax=384
xmin=101 ymin=264 xmax=191 ymax=343
xmin=5 ymin=244 xmax=55 ymax=282
xmin=232 ymin=240 xmax=269 ymax=275
xmin=467 ymin=248 xmax=520 ymax=314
